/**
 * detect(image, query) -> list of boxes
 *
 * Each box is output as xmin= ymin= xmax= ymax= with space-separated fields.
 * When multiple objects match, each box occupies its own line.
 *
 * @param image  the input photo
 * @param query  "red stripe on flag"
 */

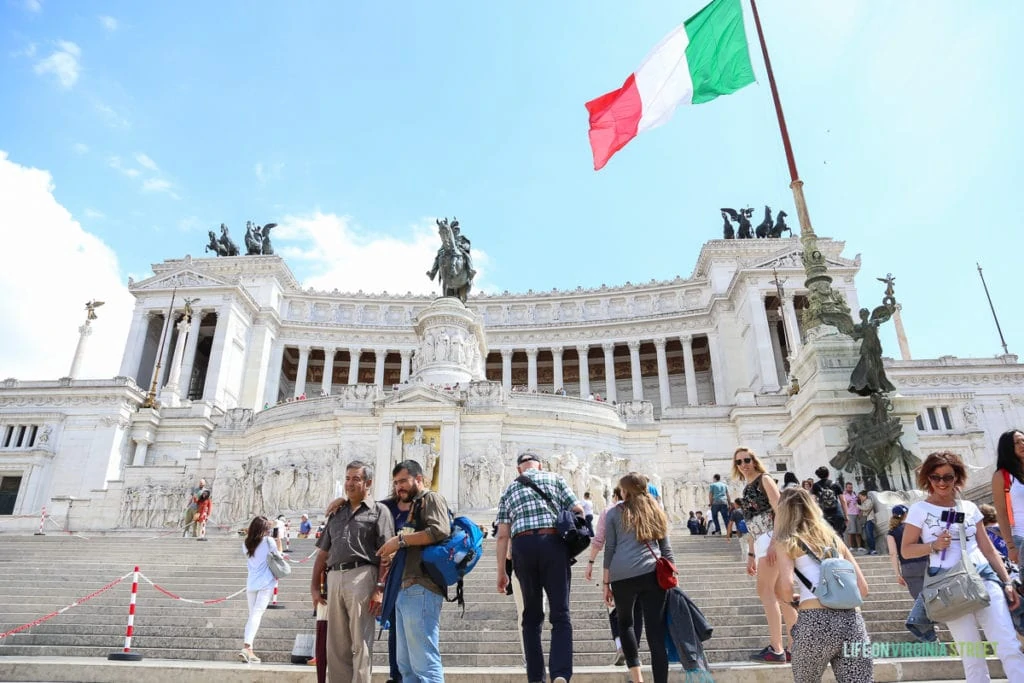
xmin=585 ymin=73 xmax=642 ymax=171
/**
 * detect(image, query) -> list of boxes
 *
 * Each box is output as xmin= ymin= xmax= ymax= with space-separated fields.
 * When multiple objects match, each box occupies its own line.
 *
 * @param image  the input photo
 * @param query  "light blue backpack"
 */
xmin=794 ymin=539 xmax=863 ymax=609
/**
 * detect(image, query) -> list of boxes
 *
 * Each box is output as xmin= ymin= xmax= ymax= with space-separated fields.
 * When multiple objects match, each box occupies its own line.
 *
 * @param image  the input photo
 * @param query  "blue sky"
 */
xmin=1 ymin=0 xmax=1022 ymax=379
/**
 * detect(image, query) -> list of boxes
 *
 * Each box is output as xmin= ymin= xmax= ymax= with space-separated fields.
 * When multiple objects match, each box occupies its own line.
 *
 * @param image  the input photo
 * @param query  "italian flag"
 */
xmin=586 ymin=0 xmax=755 ymax=170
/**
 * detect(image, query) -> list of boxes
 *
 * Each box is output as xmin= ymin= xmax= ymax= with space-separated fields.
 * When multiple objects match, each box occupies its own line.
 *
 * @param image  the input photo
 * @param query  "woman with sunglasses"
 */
xmin=733 ymin=447 xmax=798 ymax=663
xmin=902 ymin=451 xmax=1024 ymax=682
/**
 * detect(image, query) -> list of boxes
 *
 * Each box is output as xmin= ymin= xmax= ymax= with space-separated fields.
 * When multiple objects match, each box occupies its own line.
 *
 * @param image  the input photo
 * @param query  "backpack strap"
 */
xmin=1003 ymin=469 xmax=1015 ymax=528
xmin=792 ymin=538 xmax=819 ymax=591
xmin=516 ymin=475 xmax=560 ymax=517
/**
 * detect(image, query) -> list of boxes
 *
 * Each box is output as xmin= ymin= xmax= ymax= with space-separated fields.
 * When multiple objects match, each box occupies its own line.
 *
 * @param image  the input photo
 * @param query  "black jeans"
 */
xmin=609 ymin=599 xmax=644 ymax=644
xmin=611 ymin=571 xmax=669 ymax=683
xmin=387 ymin=622 xmax=401 ymax=681
xmin=710 ymin=503 xmax=729 ymax=534
xmin=512 ymin=533 xmax=573 ymax=683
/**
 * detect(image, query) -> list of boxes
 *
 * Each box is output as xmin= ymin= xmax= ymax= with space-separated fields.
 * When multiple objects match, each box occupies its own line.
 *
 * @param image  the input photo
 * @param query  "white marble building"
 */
xmin=1 ymin=237 xmax=1022 ymax=531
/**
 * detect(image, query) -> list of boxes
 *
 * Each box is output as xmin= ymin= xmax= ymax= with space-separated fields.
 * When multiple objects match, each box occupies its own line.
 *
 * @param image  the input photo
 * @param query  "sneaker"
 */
xmin=613 ymin=648 xmax=626 ymax=666
xmin=553 ymin=678 xmax=568 ymax=683
xmin=869 ymin=550 xmax=878 ymax=555
xmin=749 ymin=645 xmax=786 ymax=663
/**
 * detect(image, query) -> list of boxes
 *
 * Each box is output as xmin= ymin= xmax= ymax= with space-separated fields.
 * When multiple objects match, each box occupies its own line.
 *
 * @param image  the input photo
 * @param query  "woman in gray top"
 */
xmin=602 ymin=472 xmax=675 ymax=683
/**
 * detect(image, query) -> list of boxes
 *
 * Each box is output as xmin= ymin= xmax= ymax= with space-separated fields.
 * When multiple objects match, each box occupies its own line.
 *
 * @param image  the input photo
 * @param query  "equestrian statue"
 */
xmin=427 ymin=217 xmax=476 ymax=303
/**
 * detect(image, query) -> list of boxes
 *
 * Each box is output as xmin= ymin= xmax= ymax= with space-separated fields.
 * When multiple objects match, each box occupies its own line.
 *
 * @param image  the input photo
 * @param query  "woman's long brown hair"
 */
xmin=618 ymin=472 xmax=667 ymax=542
xmin=244 ymin=516 xmax=272 ymax=557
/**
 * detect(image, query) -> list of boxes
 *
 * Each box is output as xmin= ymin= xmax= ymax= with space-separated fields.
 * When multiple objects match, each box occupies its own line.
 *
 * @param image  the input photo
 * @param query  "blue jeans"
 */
xmin=863 ymin=520 xmax=876 ymax=553
xmin=395 ymin=583 xmax=444 ymax=683
xmin=512 ymin=532 xmax=573 ymax=682
xmin=710 ymin=503 xmax=728 ymax=535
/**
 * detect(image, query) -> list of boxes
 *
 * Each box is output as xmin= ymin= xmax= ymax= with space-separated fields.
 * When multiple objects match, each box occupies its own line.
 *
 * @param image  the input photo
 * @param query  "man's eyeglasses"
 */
xmin=928 ymin=473 xmax=956 ymax=484
xmin=735 ymin=457 xmax=753 ymax=465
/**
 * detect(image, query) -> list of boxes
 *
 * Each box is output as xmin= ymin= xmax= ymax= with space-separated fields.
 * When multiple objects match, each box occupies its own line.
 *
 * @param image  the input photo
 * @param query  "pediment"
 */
xmin=747 ymin=250 xmax=857 ymax=271
xmin=384 ymin=384 xmax=461 ymax=406
xmin=133 ymin=269 xmax=233 ymax=291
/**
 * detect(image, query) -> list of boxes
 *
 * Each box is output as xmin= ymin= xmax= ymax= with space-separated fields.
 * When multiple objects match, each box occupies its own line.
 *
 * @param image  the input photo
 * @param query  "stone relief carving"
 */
xmin=962 ymin=403 xmax=978 ymax=427
xmin=618 ymin=401 xmax=655 ymax=423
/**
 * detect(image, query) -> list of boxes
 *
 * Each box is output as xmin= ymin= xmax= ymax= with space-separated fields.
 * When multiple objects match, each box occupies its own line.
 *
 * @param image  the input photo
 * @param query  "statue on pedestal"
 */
xmin=720 ymin=207 xmax=754 ymax=239
xmin=205 ymin=224 xmax=239 ymax=256
xmin=427 ymin=217 xmax=475 ymax=302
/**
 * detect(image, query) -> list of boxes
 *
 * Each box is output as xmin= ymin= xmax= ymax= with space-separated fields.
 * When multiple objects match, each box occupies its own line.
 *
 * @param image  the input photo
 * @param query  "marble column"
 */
xmin=681 ymin=335 xmax=699 ymax=407
xmin=118 ymin=308 xmax=150 ymax=379
xmin=149 ymin=312 xmax=174 ymax=392
xmin=501 ymin=348 xmax=512 ymax=393
xmin=399 ymin=350 xmax=412 ymax=383
xmin=294 ymin=345 xmax=311 ymax=397
xmin=706 ymin=332 xmax=726 ymax=406
xmin=160 ymin=318 xmax=192 ymax=406
xmin=576 ymin=344 xmax=590 ymax=397
xmin=68 ymin=321 xmax=94 ymax=379
xmin=602 ymin=342 xmax=617 ymax=402
xmin=748 ymin=285 xmax=781 ymax=393
xmin=767 ymin=310 xmax=788 ymax=387
xmin=782 ymin=297 xmax=802 ymax=356
xmin=653 ymin=337 xmax=671 ymax=410
xmin=551 ymin=346 xmax=564 ymax=393
xmin=264 ymin=343 xmax=285 ymax=405
xmin=526 ymin=347 xmax=538 ymax=392
xmin=178 ymin=312 xmax=203 ymax=400
xmin=374 ymin=349 xmax=386 ymax=387
xmin=201 ymin=307 xmax=230 ymax=403
xmin=893 ymin=304 xmax=911 ymax=360
xmin=131 ymin=435 xmax=152 ymax=467
xmin=348 ymin=347 xmax=361 ymax=384
xmin=627 ymin=340 xmax=643 ymax=401
xmin=322 ymin=347 xmax=337 ymax=395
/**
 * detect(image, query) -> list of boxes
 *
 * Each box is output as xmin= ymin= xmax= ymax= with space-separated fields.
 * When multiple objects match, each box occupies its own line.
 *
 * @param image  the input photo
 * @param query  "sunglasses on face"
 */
xmin=928 ymin=474 xmax=956 ymax=484
xmin=735 ymin=457 xmax=753 ymax=465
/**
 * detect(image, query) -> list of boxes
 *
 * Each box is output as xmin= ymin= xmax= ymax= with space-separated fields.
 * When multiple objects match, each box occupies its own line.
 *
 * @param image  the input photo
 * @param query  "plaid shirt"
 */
xmin=496 ymin=469 xmax=579 ymax=537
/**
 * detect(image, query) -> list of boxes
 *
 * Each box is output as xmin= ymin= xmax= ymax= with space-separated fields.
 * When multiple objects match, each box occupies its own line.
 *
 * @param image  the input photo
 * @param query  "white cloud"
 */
xmin=25 ymin=0 xmax=41 ymax=12
xmin=0 ymin=151 xmax=133 ymax=380
xmin=72 ymin=142 xmax=89 ymax=154
xmin=108 ymin=155 xmax=140 ymax=177
xmin=142 ymin=177 xmax=179 ymax=199
xmin=93 ymin=100 xmax=130 ymax=129
xmin=99 ymin=15 xmax=118 ymax=32
xmin=254 ymin=161 xmax=283 ymax=185
xmin=83 ymin=207 xmax=104 ymax=219
xmin=135 ymin=153 xmax=158 ymax=171
xmin=33 ymin=41 xmax=81 ymax=89
xmin=11 ymin=42 xmax=37 ymax=59
xmin=275 ymin=212 xmax=491 ymax=296
xmin=177 ymin=216 xmax=203 ymax=232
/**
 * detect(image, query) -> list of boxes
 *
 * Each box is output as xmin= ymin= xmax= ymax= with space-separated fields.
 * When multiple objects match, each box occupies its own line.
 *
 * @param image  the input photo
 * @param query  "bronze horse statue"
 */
xmin=427 ymin=218 xmax=473 ymax=302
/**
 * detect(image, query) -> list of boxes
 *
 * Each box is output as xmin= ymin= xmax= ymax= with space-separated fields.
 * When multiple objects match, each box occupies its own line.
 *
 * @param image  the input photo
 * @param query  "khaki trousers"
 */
xmin=326 ymin=564 xmax=377 ymax=683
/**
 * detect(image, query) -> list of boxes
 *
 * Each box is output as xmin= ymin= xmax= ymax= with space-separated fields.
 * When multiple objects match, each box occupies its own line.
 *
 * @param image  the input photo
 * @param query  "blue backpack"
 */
xmin=413 ymin=496 xmax=484 ymax=612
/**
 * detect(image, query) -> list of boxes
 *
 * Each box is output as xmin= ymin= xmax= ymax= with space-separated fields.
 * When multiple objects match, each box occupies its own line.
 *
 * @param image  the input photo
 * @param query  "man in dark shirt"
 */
xmin=811 ymin=465 xmax=846 ymax=535
xmin=376 ymin=460 xmax=451 ymax=683
xmin=310 ymin=461 xmax=394 ymax=683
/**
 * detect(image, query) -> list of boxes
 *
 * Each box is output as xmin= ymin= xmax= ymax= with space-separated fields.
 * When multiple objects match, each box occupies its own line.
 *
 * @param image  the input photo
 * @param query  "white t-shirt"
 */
xmin=1009 ymin=476 xmax=1024 ymax=538
xmin=793 ymin=552 xmax=821 ymax=603
xmin=245 ymin=536 xmax=279 ymax=592
xmin=905 ymin=499 xmax=985 ymax=570
xmin=581 ymin=499 xmax=594 ymax=517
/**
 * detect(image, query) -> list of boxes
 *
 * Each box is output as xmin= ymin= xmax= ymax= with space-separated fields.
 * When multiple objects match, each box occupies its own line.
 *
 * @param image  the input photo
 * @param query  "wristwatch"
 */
xmin=398 ymin=536 xmax=408 ymax=550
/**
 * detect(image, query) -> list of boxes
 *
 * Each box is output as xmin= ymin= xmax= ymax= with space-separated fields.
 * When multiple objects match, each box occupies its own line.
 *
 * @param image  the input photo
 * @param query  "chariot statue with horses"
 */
xmin=720 ymin=205 xmax=792 ymax=239
xmin=426 ymin=217 xmax=476 ymax=303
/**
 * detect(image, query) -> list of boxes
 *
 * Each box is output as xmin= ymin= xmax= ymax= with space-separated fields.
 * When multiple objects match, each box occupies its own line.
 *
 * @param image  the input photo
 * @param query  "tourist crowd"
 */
xmin=228 ymin=428 xmax=1024 ymax=683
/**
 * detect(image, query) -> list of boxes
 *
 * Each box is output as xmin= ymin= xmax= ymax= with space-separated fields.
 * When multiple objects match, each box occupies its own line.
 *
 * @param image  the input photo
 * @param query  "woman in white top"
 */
xmin=240 ymin=515 xmax=282 ymax=663
xmin=903 ymin=450 xmax=1024 ymax=683
xmin=991 ymin=429 xmax=1024 ymax=564
xmin=774 ymin=488 xmax=871 ymax=683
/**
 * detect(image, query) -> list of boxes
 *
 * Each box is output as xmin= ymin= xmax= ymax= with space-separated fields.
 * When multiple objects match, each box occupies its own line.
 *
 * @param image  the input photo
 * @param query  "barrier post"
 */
xmin=282 ymin=520 xmax=292 ymax=554
xmin=108 ymin=566 xmax=144 ymax=661
xmin=267 ymin=579 xmax=285 ymax=609
xmin=34 ymin=506 xmax=46 ymax=536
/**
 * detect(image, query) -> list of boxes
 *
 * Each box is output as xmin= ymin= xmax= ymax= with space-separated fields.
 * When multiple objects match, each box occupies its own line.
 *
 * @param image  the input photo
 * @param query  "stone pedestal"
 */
xmin=410 ymin=297 xmax=487 ymax=387
xmin=779 ymin=327 xmax=920 ymax=485
xmin=68 ymin=321 xmax=93 ymax=379
xmin=160 ymin=319 xmax=191 ymax=408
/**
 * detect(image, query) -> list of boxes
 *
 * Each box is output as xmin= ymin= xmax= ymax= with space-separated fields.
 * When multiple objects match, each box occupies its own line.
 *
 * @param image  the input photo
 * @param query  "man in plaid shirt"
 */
xmin=495 ymin=451 xmax=583 ymax=683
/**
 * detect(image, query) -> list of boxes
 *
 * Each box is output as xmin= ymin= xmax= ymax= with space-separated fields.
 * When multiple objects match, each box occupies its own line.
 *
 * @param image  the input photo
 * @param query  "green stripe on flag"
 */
xmin=685 ymin=0 xmax=755 ymax=105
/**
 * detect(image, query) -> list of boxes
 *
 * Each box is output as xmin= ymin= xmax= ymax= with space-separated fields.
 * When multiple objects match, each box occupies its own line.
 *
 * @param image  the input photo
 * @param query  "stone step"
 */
xmin=0 ymin=656 xmax=1009 ymax=682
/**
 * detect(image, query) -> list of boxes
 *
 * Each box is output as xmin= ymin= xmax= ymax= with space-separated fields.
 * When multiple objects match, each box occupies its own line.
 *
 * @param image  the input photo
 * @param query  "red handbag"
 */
xmin=645 ymin=541 xmax=677 ymax=590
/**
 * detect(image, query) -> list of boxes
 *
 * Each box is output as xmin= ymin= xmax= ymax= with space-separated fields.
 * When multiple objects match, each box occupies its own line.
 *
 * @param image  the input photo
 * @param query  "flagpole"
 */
xmin=748 ymin=0 xmax=848 ymax=329
xmin=143 ymin=288 xmax=177 ymax=409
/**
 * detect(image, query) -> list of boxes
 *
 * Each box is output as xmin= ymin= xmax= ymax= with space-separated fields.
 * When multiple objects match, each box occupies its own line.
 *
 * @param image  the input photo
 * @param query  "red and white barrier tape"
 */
xmin=138 ymin=573 xmax=247 ymax=605
xmin=287 ymin=547 xmax=319 ymax=564
xmin=0 ymin=571 xmax=132 ymax=640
